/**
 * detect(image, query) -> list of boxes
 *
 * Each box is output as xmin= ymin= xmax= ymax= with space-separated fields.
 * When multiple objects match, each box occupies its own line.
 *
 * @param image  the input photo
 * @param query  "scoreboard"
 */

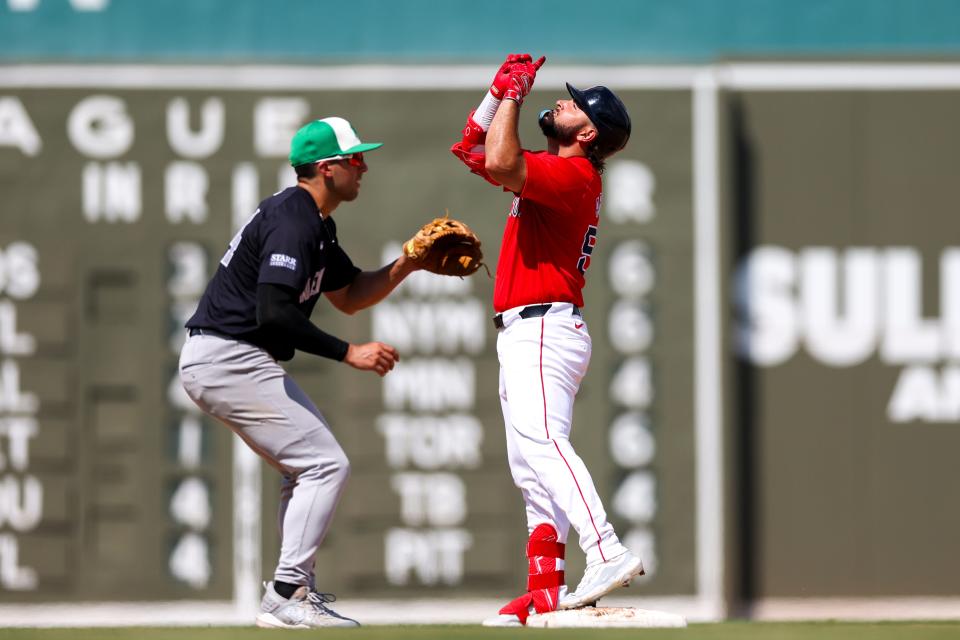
xmin=0 ymin=67 xmax=713 ymax=614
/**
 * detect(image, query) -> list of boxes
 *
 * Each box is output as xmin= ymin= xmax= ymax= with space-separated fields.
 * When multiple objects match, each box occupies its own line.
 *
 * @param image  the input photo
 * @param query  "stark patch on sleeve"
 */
xmin=269 ymin=253 xmax=298 ymax=270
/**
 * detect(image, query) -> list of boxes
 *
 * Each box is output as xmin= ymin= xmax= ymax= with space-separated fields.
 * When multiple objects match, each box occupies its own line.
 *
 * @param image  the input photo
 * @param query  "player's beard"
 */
xmin=538 ymin=110 xmax=578 ymax=145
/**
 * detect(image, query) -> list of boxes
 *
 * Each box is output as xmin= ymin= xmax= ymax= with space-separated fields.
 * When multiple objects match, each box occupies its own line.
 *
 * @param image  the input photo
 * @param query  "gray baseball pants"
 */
xmin=179 ymin=332 xmax=350 ymax=587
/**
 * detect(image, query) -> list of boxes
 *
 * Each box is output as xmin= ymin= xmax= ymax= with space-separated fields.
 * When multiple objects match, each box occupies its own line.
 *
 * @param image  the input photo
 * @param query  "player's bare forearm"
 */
xmin=485 ymin=99 xmax=526 ymax=193
xmin=325 ymin=254 xmax=418 ymax=314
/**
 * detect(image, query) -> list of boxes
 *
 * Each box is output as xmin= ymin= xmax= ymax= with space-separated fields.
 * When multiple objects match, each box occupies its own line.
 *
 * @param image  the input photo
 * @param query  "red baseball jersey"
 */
xmin=493 ymin=150 xmax=603 ymax=313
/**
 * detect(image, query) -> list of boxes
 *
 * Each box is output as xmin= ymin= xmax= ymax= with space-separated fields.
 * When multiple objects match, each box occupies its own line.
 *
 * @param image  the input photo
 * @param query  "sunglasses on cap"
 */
xmin=318 ymin=152 xmax=365 ymax=167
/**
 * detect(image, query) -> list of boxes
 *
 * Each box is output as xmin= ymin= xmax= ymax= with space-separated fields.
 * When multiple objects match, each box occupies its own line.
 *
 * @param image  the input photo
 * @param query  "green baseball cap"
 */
xmin=288 ymin=117 xmax=383 ymax=166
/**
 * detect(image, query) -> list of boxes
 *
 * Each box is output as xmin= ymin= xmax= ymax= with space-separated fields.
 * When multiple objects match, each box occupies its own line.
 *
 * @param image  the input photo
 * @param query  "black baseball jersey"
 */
xmin=186 ymin=186 xmax=360 ymax=360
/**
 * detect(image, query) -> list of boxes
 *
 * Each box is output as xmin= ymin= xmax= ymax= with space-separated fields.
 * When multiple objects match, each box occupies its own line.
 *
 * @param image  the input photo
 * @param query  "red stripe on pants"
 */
xmin=552 ymin=439 xmax=606 ymax=562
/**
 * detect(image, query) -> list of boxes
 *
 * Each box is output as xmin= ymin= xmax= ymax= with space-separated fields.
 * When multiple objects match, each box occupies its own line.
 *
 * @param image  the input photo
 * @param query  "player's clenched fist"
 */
xmin=344 ymin=341 xmax=400 ymax=377
xmin=490 ymin=53 xmax=533 ymax=99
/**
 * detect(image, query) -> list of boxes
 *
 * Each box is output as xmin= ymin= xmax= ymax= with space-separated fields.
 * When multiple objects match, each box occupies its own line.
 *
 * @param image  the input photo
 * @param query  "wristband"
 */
xmin=474 ymin=90 xmax=501 ymax=131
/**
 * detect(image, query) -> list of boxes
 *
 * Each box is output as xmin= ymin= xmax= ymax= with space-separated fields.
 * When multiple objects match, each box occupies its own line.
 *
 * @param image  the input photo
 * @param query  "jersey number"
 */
xmin=577 ymin=225 xmax=598 ymax=275
xmin=220 ymin=208 xmax=260 ymax=268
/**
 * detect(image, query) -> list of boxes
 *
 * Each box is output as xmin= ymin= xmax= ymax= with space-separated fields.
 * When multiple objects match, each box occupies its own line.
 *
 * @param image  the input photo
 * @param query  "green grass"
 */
xmin=1 ymin=623 xmax=960 ymax=640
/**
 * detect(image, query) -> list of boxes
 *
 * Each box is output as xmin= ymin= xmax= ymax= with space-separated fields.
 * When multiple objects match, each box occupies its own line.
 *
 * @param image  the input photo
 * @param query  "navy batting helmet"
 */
xmin=566 ymin=83 xmax=631 ymax=157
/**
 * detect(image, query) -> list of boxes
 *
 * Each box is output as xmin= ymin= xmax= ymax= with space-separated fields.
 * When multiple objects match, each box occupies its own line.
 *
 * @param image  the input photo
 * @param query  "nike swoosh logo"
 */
xmin=575 ymin=323 xmax=584 ymax=329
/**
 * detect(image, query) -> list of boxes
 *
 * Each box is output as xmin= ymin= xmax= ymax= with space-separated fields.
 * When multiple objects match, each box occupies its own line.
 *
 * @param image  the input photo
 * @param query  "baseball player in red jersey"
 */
xmin=451 ymin=54 xmax=643 ymax=626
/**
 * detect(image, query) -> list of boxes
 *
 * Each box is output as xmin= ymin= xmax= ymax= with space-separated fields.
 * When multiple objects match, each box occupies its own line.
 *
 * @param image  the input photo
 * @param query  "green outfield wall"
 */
xmin=0 ymin=76 xmax=700 ymax=606
xmin=2 ymin=62 xmax=960 ymax=618
xmin=723 ymin=89 xmax=960 ymax=599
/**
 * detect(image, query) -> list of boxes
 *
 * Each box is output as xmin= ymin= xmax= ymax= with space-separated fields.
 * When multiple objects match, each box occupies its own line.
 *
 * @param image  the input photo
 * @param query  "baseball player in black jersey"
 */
xmin=180 ymin=117 xmax=420 ymax=629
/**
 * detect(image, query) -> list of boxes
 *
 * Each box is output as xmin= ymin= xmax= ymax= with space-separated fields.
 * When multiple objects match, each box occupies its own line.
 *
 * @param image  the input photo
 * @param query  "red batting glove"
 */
xmin=502 ymin=56 xmax=546 ymax=105
xmin=490 ymin=53 xmax=533 ymax=100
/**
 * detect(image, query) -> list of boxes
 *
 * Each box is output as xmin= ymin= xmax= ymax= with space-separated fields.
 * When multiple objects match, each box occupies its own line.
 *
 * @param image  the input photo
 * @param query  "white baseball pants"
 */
xmin=179 ymin=332 xmax=350 ymax=588
xmin=496 ymin=302 xmax=627 ymax=567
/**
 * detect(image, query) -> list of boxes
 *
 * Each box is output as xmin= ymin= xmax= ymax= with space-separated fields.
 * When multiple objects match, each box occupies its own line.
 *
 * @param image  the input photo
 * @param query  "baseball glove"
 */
xmin=404 ymin=213 xmax=487 ymax=277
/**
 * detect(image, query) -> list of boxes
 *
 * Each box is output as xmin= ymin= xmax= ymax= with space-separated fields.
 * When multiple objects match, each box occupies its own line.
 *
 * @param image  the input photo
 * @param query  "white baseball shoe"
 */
xmin=256 ymin=581 xmax=360 ymax=628
xmin=558 ymin=551 xmax=645 ymax=609
xmin=482 ymin=613 xmax=526 ymax=627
